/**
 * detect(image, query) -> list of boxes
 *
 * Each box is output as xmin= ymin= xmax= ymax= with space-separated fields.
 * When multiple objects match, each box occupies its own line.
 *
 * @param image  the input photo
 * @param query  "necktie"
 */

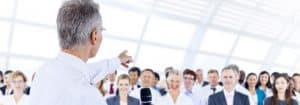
xmin=109 ymin=84 xmax=114 ymax=94
xmin=211 ymin=88 xmax=216 ymax=94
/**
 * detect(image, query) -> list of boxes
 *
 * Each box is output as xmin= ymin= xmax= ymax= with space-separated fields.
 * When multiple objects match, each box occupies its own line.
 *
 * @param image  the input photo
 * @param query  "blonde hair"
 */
xmin=11 ymin=71 xmax=27 ymax=82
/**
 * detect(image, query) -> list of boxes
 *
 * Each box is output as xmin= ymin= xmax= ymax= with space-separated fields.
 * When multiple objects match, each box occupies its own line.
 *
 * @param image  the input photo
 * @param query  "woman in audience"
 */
xmin=257 ymin=71 xmax=273 ymax=97
xmin=0 ymin=71 xmax=29 ymax=105
xmin=161 ymin=70 xmax=194 ymax=105
xmin=106 ymin=74 xmax=139 ymax=105
xmin=245 ymin=73 xmax=266 ymax=105
xmin=264 ymin=73 xmax=298 ymax=105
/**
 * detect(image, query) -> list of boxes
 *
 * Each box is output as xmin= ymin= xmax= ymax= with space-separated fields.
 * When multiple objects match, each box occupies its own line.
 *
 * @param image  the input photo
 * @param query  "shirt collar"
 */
xmin=224 ymin=89 xmax=235 ymax=97
xmin=56 ymin=51 xmax=91 ymax=81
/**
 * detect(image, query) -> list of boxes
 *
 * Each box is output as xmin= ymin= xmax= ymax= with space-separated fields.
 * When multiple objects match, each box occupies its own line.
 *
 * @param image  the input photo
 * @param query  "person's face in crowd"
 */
xmin=140 ymin=71 xmax=154 ymax=88
xmin=4 ymin=73 xmax=12 ymax=86
xmin=89 ymin=26 xmax=103 ymax=58
xmin=167 ymin=74 xmax=180 ymax=90
xmin=275 ymin=77 xmax=289 ymax=94
xmin=117 ymin=79 xmax=130 ymax=94
xmin=183 ymin=74 xmax=195 ymax=90
xmin=153 ymin=77 xmax=159 ymax=87
xmin=289 ymin=79 xmax=295 ymax=90
xmin=271 ymin=75 xmax=275 ymax=84
xmin=222 ymin=70 xmax=237 ymax=91
xmin=260 ymin=74 xmax=269 ymax=86
xmin=247 ymin=75 xmax=257 ymax=88
xmin=129 ymin=71 xmax=139 ymax=85
xmin=107 ymin=73 xmax=116 ymax=82
xmin=293 ymin=76 xmax=300 ymax=91
xmin=196 ymin=70 xmax=203 ymax=82
xmin=11 ymin=76 xmax=26 ymax=93
xmin=208 ymin=72 xmax=219 ymax=87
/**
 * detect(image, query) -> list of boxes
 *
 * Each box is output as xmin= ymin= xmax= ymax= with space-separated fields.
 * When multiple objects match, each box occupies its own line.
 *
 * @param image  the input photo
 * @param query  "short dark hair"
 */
xmin=271 ymin=72 xmax=280 ymax=77
xmin=154 ymin=72 xmax=160 ymax=81
xmin=4 ymin=70 xmax=13 ymax=75
xmin=183 ymin=69 xmax=197 ymax=81
xmin=292 ymin=73 xmax=300 ymax=77
xmin=208 ymin=69 xmax=219 ymax=75
xmin=222 ymin=64 xmax=239 ymax=74
xmin=141 ymin=68 xmax=155 ymax=76
xmin=128 ymin=67 xmax=141 ymax=77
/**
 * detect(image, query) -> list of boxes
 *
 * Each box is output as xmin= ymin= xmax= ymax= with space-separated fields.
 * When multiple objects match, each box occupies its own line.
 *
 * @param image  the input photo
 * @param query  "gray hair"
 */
xmin=222 ymin=64 xmax=240 ymax=74
xmin=57 ymin=0 xmax=102 ymax=49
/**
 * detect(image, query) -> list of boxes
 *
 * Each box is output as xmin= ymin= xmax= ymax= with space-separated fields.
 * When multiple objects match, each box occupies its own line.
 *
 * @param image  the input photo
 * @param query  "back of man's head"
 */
xmin=57 ymin=0 xmax=102 ymax=50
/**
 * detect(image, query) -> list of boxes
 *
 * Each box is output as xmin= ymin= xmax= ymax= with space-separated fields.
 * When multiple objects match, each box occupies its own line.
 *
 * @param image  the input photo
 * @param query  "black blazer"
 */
xmin=0 ymin=85 xmax=30 ymax=95
xmin=208 ymin=90 xmax=250 ymax=105
xmin=106 ymin=95 xmax=140 ymax=105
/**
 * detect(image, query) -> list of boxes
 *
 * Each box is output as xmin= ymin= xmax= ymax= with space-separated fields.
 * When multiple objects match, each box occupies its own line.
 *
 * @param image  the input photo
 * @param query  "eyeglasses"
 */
xmin=184 ymin=77 xmax=194 ymax=80
xmin=11 ymin=80 xmax=25 ymax=84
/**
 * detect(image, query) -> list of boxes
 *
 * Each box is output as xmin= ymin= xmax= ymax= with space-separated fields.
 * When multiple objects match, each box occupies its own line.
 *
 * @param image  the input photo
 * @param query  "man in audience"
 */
xmin=292 ymin=73 xmax=300 ymax=103
xmin=0 ymin=70 xmax=13 ymax=95
xmin=153 ymin=72 xmax=160 ymax=89
xmin=182 ymin=69 xmax=202 ymax=105
xmin=0 ymin=70 xmax=4 ymax=87
xmin=195 ymin=69 xmax=209 ymax=88
xmin=104 ymin=71 xmax=117 ymax=97
xmin=208 ymin=64 xmax=250 ymax=105
xmin=130 ymin=69 xmax=161 ymax=105
xmin=239 ymin=70 xmax=245 ymax=85
xmin=28 ymin=0 xmax=132 ymax=105
xmin=200 ymin=69 xmax=223 ymax=105
xmin=128 ymin=67 xmax=141 ymax=91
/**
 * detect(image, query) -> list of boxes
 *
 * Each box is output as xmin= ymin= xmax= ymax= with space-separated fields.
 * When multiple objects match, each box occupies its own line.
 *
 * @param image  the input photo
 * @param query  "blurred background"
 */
xmin=1 ymin=0 xmax=300 ymax=78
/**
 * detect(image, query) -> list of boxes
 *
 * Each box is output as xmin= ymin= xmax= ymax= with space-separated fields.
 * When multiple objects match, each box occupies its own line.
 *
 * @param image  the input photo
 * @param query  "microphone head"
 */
xmin=140 ymin=88 xmax=152 ymax=102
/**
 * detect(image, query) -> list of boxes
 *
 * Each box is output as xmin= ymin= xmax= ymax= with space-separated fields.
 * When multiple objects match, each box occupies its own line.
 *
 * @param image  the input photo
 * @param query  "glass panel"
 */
xmin=275 ymin=47 xmax=300 ymax=66
xmin=229 ymin=59 xmax=262 ymax=74
xmin=11 ymin=23 xmax=59 ymax=58
xmin=200 ymin=29 xmax=238 ymax=55
xmin=0 ymin=21 xmax=11 ymax=52
xmin=143 ymin=16 xmax=196 ymax=48
xmin=232 ymin=36 xmax=272 ymax=61
xmin=135 ymin=44 xmax=185 ymax=71
xmin=101 ymin=5 xmax=146 ymax=39
xmin=194 ymin=54 xmax=226 ymax=72
xmin=0 ymin=0 xmax=14 ymax=18
xmin=16 ymin=0 xmax=61 ymax=25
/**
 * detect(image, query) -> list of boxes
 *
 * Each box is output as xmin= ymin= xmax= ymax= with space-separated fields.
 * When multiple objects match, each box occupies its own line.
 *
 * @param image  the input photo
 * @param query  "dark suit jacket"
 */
xmin=0 ymin=85 xmax=30 ymax=95
xmin=208 ymin=90 xmax=250 ymax=105
xmin=203 ymin=81 xmax=209 ymax=87
xmin=106 ymin=95 xmax=140 ymax=105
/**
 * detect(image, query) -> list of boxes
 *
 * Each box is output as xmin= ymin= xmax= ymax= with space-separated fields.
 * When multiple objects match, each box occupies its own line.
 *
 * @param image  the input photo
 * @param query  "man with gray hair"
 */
xmin=28 ymin=0 xmax=132 ymax=105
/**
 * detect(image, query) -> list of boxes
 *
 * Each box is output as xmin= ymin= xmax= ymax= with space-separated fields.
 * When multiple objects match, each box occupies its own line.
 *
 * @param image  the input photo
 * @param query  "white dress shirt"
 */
xmin=235 ymin=84 xmax=255 ymax=105
xmin=224 ymin=90 xmax=235 ymax=105
xmin=199 ymin=85 xmax=223 ymax=105
xmin=0 ymin=95 xmax=29 ymax=105
xmin=28 ymin=52 xmax=121 ymax=105
xmin=129 ymin=87 xmax=161 ymax=105
xmin=180 ymin=86 xmax=202 ymax=105
xmin=161 ymin=92 xmax=194 ymax=105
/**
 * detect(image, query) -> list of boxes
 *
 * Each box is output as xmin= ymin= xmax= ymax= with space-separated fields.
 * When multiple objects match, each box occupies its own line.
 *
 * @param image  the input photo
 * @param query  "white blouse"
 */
xmin=0 ymin=95 xmax=29 ymax=105
xmin=161 ymin=92 xmax=194 ymax=105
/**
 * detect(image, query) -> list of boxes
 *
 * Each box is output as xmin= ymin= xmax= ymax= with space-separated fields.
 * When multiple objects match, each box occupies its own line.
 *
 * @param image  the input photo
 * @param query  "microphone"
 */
xmin=140 ymin=88 xmax=152 ymax=105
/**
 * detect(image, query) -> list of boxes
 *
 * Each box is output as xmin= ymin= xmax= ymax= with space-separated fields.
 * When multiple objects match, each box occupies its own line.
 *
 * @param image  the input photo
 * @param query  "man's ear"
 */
xmin=90 ymin=28 xmax=98 ymax=45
